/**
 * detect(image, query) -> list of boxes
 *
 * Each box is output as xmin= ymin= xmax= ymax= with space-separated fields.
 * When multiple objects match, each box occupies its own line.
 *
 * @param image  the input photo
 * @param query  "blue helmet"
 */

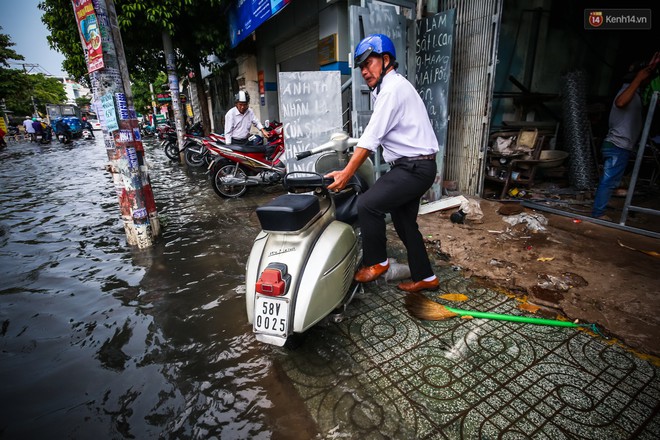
xmin=354 ymin=34 xmax=396 ymax=68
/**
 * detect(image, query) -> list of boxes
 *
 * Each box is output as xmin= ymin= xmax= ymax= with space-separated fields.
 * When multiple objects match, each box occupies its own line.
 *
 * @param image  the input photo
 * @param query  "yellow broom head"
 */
xmin=404 ymin=292 xmax=458 ymax=321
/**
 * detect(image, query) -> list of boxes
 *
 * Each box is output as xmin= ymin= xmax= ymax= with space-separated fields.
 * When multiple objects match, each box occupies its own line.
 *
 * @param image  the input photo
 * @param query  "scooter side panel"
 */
xmin=293 ymin=221 xmax=358 ymax=332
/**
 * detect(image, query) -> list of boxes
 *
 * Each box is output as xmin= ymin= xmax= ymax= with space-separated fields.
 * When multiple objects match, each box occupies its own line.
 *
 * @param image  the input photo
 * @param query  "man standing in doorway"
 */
xmin=326 ymin=34 xmax=440 ymax=293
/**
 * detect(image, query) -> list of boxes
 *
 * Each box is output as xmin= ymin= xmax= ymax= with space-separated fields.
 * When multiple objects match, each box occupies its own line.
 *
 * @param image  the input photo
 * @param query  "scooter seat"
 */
xmin=227 ymin=143 xmax=269 ymax=154
xmin=256 ymin=194 xmax=320 ymax=232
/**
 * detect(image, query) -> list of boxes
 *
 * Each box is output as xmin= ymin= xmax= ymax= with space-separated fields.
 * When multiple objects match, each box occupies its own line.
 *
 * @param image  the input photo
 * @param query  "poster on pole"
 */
xmin=74 ymin=0 xmax=104 ymax=73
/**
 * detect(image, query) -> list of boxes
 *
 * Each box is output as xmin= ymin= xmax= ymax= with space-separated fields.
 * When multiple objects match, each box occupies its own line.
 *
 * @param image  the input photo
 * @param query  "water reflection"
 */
xmin=0 ymin=138 xmax=317 ymax=438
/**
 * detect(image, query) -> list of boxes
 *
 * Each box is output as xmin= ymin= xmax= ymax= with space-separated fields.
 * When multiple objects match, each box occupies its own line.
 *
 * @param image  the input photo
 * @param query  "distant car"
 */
xmin=87 ymin=118 xmax=101 ymax=130
xmin=52 ymin=117 xmax=82 ymax=137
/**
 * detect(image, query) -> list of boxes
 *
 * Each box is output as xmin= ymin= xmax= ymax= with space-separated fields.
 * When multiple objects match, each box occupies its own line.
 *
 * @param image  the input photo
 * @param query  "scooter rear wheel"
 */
xmin=164 ymin=142 xmax=179 ymax=161
xmin=212 ymin=163 xmax=248 ymax=198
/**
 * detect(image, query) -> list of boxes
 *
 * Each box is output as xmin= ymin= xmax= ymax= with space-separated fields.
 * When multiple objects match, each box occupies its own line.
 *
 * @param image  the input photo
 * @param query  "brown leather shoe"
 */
xmin=354 ymin=262 xmax=390 ymax=283
xmin=397 ymin=277 xmax=440 ymax=293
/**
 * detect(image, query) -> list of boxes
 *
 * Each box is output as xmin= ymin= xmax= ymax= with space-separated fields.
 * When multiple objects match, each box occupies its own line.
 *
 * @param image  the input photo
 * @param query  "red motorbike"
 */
xmin=207 ymin=121 xmax=285 ymax=198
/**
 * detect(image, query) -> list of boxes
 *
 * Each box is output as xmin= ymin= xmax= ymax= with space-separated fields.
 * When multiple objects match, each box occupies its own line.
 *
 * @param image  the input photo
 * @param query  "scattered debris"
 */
xmin=617 ymin=239 xmax=660 ymax=258
xmin=438 ymin=293 xmax=469 ymax=302
xmin=518 ymin=303 xmax=541 ymax=313
xmin=383 ymin=258 xmax=411 ymax=281
xmin=536 ymin=257 xmax=555 ymax=262
xmin=497 ymin=204 xmax=524 ymax=216
xmin=502 ymin=212 xmax=548 ymax=232
xmin=536 ymin=272 xmax=588 ymax=291
xmin=459 ymin=198 xmax=484 ymax=222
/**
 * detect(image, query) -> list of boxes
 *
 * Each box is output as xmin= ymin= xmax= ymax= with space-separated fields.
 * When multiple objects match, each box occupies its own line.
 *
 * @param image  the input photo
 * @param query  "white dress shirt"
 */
xmin=224 ymin=106 xmax=264 ymax=144
xmin=358 ymin=70 xmax=439 ymax=163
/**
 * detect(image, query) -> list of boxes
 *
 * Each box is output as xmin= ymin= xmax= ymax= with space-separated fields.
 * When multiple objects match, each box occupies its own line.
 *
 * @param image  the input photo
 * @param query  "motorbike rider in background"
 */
xmin=224 ymin=90 xmax=270 ymax=145
xmin=326 ymin=34 xmax=440 ymax=293
xmin=81 ymin=116 xmax=95 ymax=139
xmin=54 ymin=118 xmax=72 ymax=143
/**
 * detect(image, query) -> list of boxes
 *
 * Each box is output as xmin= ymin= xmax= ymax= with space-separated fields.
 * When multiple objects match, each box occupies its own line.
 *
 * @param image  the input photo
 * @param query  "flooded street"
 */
xmin=0 ymin=137 xmax=317 ymax=438
xmin=2 ymin=137 xmax=660 ymax=440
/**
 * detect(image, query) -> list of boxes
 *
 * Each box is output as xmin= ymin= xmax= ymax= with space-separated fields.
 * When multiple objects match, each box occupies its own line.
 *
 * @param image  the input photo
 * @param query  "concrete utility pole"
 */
xmin=20 ymin=63 xmax=40 ymax=116
xmin=162 ymin=32 xmax=187 ymax=160
xmin=72 ymin=0 xmax=160 ymax=248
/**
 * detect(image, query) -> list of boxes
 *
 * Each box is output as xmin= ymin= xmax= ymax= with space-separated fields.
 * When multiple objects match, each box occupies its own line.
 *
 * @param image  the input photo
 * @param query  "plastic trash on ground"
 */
xmin=502 ymin=212 xmax=548 ymax=232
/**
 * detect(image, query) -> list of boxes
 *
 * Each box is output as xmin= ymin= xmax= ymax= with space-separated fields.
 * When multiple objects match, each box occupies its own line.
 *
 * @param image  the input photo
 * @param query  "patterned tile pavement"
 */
xmin=277 ymin=266 xmax=660 ymax=439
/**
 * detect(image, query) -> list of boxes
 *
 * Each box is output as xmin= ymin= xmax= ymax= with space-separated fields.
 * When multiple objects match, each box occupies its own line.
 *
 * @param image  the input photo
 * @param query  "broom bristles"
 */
xmin=404 ymin=292 xmax=458 ymax=321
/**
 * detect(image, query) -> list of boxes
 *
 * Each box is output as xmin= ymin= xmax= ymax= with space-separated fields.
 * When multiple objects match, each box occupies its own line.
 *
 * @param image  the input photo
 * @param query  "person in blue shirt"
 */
xmin=326 ymin=34 xmax=440 ymax=293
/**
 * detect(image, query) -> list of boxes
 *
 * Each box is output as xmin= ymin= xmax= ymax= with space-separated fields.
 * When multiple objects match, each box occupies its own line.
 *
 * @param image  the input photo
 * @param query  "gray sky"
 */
xmin=0 ymin=0 xmax=67 ymax=77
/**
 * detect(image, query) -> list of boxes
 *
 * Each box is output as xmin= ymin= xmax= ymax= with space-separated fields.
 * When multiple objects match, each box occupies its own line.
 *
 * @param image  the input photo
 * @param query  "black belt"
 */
xmin=389 ymin=153 xmax=436 ymax=167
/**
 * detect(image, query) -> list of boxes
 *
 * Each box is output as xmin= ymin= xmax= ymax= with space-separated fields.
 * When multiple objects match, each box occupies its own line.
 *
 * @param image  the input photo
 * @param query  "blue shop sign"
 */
xmin=229 ymin=0 xmax=290 ymax=48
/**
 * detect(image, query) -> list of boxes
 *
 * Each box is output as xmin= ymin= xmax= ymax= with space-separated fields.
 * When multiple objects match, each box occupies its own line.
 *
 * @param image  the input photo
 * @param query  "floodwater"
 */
xmin=0 ymin=137 xmax=318 ymax=439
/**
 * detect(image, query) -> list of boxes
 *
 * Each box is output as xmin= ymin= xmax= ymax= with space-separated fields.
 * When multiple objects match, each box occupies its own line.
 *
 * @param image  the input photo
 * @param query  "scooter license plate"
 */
xmin=254 ymin=296 xmax=289 ymax=337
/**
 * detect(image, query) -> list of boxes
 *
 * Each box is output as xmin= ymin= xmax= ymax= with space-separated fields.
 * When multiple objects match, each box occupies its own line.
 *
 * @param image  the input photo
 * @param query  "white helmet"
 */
xmin=234 ymin=90 xmax=250 ymax=103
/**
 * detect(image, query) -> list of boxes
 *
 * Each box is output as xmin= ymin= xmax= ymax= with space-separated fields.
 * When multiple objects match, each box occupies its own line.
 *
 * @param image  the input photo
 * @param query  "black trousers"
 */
xmin=358 ymin=159 xmax=437 ymax=281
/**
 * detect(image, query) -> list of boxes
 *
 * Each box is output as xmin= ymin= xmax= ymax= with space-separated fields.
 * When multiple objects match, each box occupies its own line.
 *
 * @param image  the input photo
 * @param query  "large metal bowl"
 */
xmin=520 ymin=150 xmax=569 ymax=168
xmin=537 ymin=150 xmax=569 ymax=168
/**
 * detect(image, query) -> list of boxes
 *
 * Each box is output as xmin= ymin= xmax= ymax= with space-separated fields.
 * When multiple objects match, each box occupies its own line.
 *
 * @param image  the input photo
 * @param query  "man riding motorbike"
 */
xmin=81 ymin=116 xmax=95 ymax=138
xmin=54 ymin=118 xmax=72 ymax=143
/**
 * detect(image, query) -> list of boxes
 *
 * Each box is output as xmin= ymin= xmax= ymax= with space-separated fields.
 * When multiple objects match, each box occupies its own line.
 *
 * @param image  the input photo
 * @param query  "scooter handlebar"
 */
xmin=295 ymin=136 xmax=353 ymax=161
xmin=295 ymin=151 xmax=312 ymax=160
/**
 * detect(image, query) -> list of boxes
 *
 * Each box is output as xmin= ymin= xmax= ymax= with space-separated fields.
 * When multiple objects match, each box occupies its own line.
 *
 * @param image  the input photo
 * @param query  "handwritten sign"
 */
xmin=416 ymin=9 xmax=455 ymax=201
xmin=278 ymin=71 xmax=342 ymax=172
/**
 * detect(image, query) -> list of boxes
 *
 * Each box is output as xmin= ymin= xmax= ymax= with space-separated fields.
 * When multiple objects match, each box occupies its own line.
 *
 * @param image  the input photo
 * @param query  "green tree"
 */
xmin=131 ymin=71 xmax=167 ymax=114
xmin=75 ymin=95 xmax=92 ymax=108
xmin=0 ymin=26 xmax=24 ymax=66
xmin=39 ymin=0 xmax=231 ymax=133
xmin=0 ymin=27 xmax=28 ymax=116
xmin=3 ymin=73 xmax=67 ymax=116
xmin=1 ymin=27 xmax=65 ymax=118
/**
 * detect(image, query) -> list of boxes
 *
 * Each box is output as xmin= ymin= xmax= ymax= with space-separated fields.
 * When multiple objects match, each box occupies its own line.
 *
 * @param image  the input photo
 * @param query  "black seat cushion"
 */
xmin=256 ymin=194 xmax=320 ymax=231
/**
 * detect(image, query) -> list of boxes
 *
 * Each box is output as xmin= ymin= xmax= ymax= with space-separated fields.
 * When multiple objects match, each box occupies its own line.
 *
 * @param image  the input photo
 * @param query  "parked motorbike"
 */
xmin=82 ymin=128 xmax=94 ymax=140
xmin=162 ymin=132 xmax=199 ymax=161
xmin=207 ymin=121 xmax=285 ymax=198
xmin=140 ymin=123 xmax=156 ymax=137
xmin=245 ymin=132 xmax=375 ymax=347
xmin=161 ymin=122 xmax=207 ymax=162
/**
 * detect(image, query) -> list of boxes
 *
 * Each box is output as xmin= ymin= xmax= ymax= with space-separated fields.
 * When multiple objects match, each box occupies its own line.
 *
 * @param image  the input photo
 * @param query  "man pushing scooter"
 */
xmin=326 ymin=34 xmax=440 ymax=293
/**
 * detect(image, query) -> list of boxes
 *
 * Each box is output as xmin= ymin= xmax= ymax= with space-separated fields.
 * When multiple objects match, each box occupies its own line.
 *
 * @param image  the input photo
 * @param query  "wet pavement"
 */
xmin=288 ymin=269 xmax=660 ymax=438
xmin=1 ymin=137 xmax=659 ymax=439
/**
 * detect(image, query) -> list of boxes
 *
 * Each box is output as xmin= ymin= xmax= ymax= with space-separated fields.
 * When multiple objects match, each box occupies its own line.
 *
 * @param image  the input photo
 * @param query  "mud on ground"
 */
xmin=414 ymin=198 xmax=660 ymax=359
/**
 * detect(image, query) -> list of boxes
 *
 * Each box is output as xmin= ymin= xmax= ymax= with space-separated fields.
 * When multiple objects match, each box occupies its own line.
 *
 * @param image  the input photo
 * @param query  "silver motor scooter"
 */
xmin=245 ymin=132 xmax=374 ymax=346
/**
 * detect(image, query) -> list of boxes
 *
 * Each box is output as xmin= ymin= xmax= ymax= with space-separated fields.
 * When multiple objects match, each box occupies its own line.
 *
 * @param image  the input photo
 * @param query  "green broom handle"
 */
xmin=445 ymin=306 xmax=580 ymax=328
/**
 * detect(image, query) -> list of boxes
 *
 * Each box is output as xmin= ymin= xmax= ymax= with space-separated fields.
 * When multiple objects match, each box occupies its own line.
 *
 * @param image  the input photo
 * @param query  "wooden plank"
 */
xmin=419 ymin=195 xmax=468 ymax=215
